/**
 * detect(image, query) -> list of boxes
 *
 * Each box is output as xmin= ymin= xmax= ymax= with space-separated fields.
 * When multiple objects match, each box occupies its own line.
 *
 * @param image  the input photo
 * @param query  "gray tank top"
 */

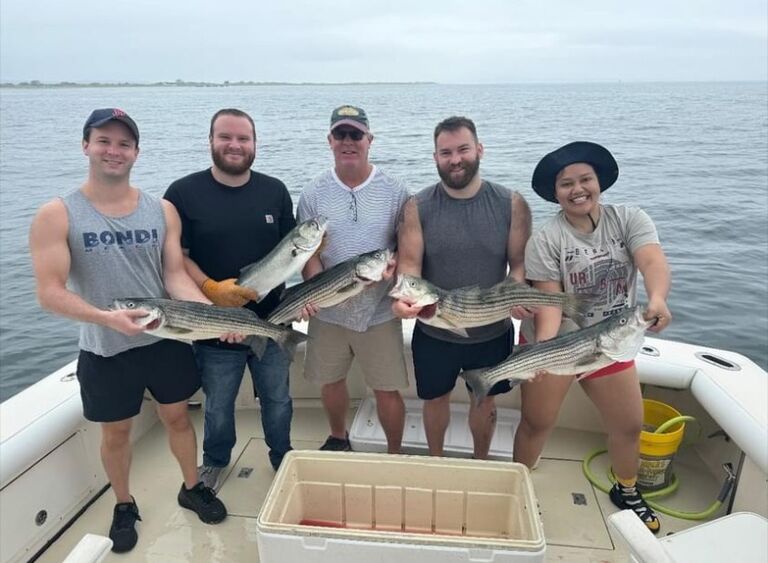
xmin=62 ymin=189 xmax=167 ymax=356
xmin=416 ymin=181 xmax=512 ymax=343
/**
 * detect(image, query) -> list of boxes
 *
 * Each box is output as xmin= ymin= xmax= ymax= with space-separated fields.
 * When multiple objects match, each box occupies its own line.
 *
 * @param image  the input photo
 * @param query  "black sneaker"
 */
xmin=319 ymin=433 xmax=351 ymax=452
xmin=109 ymin=498 xmax=141 ymax=553
xmin=178 ymin=482 xmax=227 ymax=524
xmin=269 ymin=447 xmax=293 ymax=471
xmin=609 ymin=481 xmax=661 ymax=534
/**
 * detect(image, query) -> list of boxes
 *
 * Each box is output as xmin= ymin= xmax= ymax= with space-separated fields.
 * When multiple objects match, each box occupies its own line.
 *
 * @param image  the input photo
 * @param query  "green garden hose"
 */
xmin=582 ymin=415 xmax=736 ymax=521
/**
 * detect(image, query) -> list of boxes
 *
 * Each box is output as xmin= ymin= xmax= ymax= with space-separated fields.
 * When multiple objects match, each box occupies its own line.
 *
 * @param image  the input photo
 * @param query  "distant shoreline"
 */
xmin=0 ymin=80 xmax=437 ymax=89
xmin=2 ymin=79 xmax=764 ymax=89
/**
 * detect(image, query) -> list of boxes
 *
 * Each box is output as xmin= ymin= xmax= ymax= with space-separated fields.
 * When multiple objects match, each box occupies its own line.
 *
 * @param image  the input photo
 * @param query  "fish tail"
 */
xmin=275 ymin=327 xmax=309 ymax=357
xmin=461 ymin=368 xmax=495 ymax=405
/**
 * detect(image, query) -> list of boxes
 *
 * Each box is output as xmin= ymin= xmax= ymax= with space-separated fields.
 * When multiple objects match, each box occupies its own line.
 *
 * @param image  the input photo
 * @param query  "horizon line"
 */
xmin=1 ymin=79 xmax=767 ymax=89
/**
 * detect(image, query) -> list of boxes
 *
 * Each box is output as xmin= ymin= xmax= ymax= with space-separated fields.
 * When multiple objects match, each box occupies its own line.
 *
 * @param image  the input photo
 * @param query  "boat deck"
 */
xmin=33 ymin=401 xmax=725 ymax=562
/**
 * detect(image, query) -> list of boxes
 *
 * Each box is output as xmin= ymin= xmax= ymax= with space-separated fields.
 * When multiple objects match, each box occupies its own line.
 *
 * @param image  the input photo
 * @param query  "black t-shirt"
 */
xmin=164 ymin=168 xmax=296 ymax=321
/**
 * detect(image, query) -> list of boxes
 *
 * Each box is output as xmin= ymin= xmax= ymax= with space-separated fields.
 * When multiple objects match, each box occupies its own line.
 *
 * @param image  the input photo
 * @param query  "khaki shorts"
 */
xmin=304 ymin=317 xmax=409 ymax=391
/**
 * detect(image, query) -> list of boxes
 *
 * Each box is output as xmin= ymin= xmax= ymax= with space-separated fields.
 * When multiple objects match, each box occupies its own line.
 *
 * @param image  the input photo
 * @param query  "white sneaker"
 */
xmin=197 ymin=465 xmax=224 ymax=490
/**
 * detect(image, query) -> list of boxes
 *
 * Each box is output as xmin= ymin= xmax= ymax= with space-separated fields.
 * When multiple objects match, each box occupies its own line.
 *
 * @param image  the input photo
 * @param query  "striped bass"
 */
xmin=268 ymin=249 xmax=393 ymax=325
xmin=110 ymin=298 xmax=307 ymax=352
xmin=236 ymin=216 xmax=328 ymax=302
xmin=462 ymin=307 xmax=654 ymax=402
xmin=389 ymin=274 xmax=593 ymax=335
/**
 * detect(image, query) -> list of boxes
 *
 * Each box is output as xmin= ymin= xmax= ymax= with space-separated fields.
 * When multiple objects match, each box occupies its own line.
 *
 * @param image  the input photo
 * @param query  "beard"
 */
xmin=211 ymin=146 xmax=255 ymax=175
xmin=437 ymin=156 xmax=480 ymax=190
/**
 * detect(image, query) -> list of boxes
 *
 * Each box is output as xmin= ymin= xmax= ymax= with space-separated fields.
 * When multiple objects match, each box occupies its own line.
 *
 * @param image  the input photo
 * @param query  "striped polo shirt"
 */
xmin=297 ymin=165 xmax=409 ymax=332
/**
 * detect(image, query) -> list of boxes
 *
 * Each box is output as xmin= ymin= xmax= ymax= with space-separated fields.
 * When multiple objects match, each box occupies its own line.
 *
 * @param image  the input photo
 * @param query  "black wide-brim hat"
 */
xmin=531 ymin=141 xmax=619 ymax=203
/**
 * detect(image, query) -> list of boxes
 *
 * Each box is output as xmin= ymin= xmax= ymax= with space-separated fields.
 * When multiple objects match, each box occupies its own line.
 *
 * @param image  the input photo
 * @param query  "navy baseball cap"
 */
xmin=83 ymin=108 xmax=139 ymax=145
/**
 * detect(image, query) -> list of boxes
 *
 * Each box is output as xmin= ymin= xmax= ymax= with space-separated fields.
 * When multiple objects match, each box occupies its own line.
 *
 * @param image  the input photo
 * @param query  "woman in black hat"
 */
xmin=514 ymin=142 xmax=672 ymax=533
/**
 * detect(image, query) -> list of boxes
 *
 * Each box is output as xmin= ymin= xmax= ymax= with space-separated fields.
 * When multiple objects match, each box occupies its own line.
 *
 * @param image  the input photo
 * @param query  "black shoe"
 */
xmin=269 ymin=447 xmax=293 ymax=471
xmin=319 ymin=433 xmax=351 ymax=452
xmin=178 ymin=482 xmax=227 ymax=524
xmin=609 ymin=481 xmax=661 ymax=534
xmin=109 ymin=498 xmax=141 ymax=553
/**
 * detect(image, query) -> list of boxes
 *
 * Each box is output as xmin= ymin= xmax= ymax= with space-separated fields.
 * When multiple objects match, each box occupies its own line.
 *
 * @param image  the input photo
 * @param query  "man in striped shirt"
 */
xmin=297 ymin=105 xmax=410 ymax=453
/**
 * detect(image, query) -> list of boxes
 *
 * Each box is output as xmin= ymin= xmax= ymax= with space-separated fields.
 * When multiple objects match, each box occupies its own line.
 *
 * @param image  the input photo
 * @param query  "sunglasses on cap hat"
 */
xmin=331 ymin=128 xmax=366 ymax=141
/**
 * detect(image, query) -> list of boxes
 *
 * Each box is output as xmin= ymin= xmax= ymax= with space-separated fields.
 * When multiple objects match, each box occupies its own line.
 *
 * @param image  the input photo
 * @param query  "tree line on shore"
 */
xmin=1 ymin=79 xmax=433 ymax=89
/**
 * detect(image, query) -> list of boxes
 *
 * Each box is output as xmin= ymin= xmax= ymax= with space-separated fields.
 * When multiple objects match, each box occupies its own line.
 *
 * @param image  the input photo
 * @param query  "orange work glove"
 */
xmin=201 ymin=278 xmax=259 ymax=307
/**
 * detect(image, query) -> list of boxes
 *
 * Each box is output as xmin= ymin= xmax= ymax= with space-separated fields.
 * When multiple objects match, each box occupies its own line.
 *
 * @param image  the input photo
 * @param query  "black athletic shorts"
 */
xmin=412 ymin=323 xmax=515 ymax=400
xmin=76 ymin=340 xmax=201 ymax=423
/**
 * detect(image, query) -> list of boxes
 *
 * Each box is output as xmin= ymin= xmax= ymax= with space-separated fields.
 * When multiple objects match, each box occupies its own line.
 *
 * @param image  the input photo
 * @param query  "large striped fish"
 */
xmin=388 ymin=274 xmax=593 ymax=336
xmin=110 ymin=298 xmax=307 ymax=352
xmin=462 ymin=307 xmax=654 ymax=402
xmin=268 ymin=248 xmax=392 ymax=325
xmin=236 ymin=216 xmax=328 ymax=302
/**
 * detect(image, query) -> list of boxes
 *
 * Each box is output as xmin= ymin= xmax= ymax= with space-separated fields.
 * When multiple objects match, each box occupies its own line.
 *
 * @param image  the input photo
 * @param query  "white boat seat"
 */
xmin=0 ymin=360 xmax=82 ymax=488
xmin=608 ymin=510 xmax=768 ymax=563
xmin=691 ymin=363 xmax=768 ymax=474
xmin=61 ymin=533 xmax=113 ymax=563
xmin=634 ymin=336 xmax=768 ymax=474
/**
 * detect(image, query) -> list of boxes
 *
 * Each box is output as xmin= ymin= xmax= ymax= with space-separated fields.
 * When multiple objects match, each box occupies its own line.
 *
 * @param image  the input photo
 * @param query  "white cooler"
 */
xmin=256 ymin=451 xmax=545 ymax=563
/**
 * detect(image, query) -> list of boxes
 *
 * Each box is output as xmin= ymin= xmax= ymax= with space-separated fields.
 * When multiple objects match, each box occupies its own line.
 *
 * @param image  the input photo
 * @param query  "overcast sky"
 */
xmin=1 ymin=0 xmax=766 ymax=83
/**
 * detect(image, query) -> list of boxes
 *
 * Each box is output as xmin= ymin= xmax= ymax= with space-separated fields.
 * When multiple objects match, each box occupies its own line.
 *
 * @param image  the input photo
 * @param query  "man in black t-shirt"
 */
xmin=164 ymin=109 xmax=295 ymax=486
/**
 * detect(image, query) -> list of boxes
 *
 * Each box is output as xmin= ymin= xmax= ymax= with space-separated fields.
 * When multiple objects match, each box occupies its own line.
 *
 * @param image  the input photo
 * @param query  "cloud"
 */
xmin=1 ymin=0 xmax=765 ymax=83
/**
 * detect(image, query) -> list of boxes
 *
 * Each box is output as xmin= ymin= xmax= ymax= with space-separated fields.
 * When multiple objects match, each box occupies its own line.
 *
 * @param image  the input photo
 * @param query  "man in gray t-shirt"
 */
xmin=392 ymin=116 xmax=533 ymax=460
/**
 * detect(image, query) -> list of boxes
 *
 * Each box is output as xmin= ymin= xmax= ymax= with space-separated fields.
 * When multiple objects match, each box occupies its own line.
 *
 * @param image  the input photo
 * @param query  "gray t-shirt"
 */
xmin=62 ymin=189 xmax=167 ymax=356
xmin=525 ymin=204 xmax=659 ymax=328
xmin=416 ymin=180 xmax=513 ymax=343
xmin=297 ymin=165 xmax=409 ymax=332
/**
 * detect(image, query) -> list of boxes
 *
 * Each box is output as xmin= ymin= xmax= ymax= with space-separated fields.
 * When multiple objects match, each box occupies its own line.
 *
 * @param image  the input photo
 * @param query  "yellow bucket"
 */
xmin=637 ymin=399 xmax=686 ymax=491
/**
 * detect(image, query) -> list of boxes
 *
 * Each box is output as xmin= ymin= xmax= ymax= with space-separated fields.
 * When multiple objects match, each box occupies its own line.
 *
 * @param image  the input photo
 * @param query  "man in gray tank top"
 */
xmin=392 ymin=116 xmax=533 ymax=459
xmin=29 ymin=109 xmax=229 ymax=553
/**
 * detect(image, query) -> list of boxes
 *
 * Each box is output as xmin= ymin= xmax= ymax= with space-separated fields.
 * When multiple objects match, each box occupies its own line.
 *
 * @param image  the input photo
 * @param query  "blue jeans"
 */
xmin=194 ymin=340 xmax=293 ymax=470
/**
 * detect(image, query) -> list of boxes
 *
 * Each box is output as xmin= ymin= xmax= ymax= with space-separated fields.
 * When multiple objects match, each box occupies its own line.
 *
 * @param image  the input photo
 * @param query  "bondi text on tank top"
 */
xmin=62 ymin=189 xmax=167 ymax=357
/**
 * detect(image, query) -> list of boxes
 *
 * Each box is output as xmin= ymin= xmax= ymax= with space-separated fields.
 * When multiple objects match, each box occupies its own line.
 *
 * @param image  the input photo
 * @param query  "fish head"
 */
xmin=388 ymin=274 xmax=440 ymax=306
xmin=355 ymin=248 xmax=393 ymax=282
xmin=110 ymin=298 xmax=165 ymax=330
xmin=598 ymin=306 xmax=653 ymax=362
xmin=293 ymin=215 xmax=329 ymax=252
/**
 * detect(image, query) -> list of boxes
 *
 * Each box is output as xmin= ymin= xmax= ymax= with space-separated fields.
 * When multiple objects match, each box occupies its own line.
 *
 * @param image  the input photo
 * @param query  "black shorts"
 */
xmin=76 ymin=340 xmax=201 ymax=423
xmin=412 ymin=324 xmax=515 ymax=400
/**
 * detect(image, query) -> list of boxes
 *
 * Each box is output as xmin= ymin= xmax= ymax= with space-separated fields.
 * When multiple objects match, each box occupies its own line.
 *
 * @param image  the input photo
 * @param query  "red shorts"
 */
xmin=580 ymin=360 xmax=635 ymax=380
xmin=517 ymin=334 xmax=635 ymax=381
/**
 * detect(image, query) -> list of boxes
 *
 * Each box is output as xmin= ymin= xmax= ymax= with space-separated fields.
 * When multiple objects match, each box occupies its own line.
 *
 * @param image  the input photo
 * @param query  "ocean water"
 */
xmin=1 ymin=82 xmax=766 ymax=402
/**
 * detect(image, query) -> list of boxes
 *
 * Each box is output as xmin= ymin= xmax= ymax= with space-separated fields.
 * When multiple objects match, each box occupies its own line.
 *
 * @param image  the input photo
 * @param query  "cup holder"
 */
xmin=694 ymin=352 xmax=741 ymax=371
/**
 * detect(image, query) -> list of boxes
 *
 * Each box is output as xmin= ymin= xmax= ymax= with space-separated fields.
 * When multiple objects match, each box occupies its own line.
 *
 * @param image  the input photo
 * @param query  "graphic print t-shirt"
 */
xmin=525 ymin=204 xmax=659 ymax=327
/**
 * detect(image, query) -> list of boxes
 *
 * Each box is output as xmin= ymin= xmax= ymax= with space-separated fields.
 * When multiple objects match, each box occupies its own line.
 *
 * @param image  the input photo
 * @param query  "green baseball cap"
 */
xmin=330 ymin=105 xmax=370 ymax=133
